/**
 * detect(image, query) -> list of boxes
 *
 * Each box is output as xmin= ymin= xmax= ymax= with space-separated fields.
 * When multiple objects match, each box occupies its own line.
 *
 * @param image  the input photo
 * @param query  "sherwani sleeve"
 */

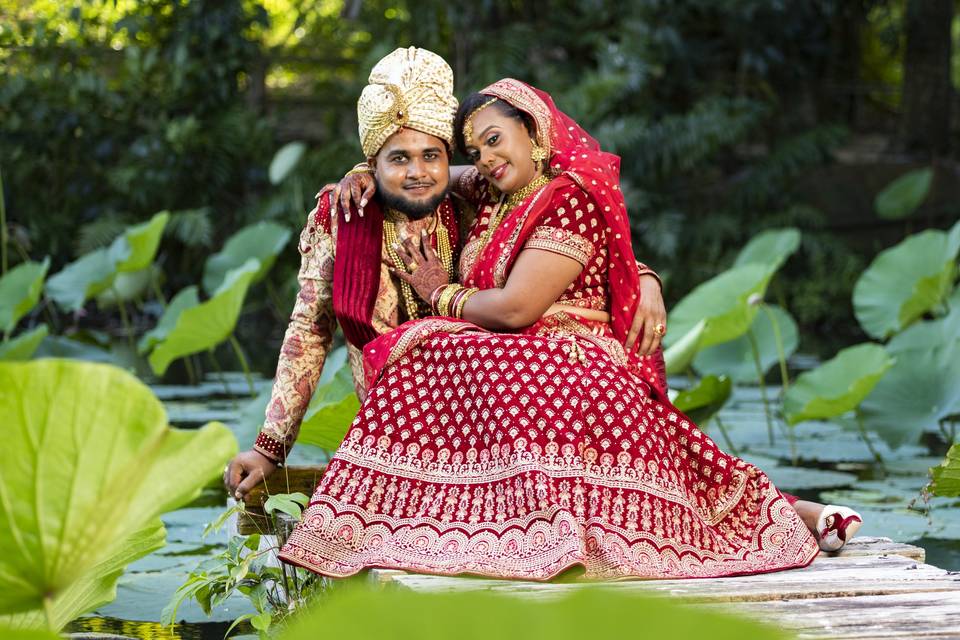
xmin=254 ymin=201 xmax=337 ymax=463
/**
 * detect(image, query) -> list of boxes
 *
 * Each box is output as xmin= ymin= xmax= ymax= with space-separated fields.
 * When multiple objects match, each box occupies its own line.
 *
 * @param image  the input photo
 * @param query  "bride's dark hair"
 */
xmin=454 ymin=93 xmax=537 ymax=156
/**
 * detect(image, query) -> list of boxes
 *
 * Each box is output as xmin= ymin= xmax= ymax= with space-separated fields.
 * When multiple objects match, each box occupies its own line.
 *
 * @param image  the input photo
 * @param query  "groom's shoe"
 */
xmin=816 ymin=505 xmax=863 ymax=552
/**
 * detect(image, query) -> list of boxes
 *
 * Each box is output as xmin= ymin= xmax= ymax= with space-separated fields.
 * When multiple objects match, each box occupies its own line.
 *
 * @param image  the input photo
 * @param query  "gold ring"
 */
xmin=653 ymin=323 xmax=666 ymax=337
xmin=407 ymin=262 xmax=418 ymax=273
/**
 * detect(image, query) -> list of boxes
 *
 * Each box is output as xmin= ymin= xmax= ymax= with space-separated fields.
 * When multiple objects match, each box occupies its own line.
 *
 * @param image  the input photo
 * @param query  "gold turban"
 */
xmin=357 ymin=47 xmax=458 ymax=157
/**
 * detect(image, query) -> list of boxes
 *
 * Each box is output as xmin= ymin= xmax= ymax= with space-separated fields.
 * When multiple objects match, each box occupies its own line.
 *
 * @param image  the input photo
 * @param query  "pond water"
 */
xmin=65 ymin=374 xmax=960 ymax=639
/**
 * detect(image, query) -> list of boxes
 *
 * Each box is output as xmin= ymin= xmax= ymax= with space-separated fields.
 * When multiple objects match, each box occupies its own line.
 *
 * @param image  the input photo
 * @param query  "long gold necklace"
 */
xmin=383 ymin=210 xmax=453 ymax=320
xmin=478 ymin=173 xmax=552 ymax=255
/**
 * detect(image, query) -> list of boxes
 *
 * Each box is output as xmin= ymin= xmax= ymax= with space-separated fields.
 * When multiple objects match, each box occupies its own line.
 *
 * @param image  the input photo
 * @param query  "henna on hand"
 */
xmin=337 ymin=171 xmax=376 ymax=222
xmin=391 ymin=230 xmax=450 ymax=302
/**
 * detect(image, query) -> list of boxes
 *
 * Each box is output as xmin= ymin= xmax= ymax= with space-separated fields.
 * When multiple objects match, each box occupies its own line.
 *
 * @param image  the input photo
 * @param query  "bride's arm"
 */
xmin=458 ymin=248 xmax=583 ymax=330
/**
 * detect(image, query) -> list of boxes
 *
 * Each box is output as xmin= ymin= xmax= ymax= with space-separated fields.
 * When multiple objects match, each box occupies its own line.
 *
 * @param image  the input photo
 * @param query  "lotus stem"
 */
xmin=855 ymin=410 xmax=885 ymax=471
xmin=747 ymin=329 xmax=775 ymax=445
xmin=113 ymin=288 xmax=136 ymax=352
xmin=713 ymin=415 xmax=739 ymax=456
xmin=761 ymin=303 xmax=790 ymax=390
xmin=228 ymin=334 xmax=257 ymax=397
xmin=183 ymin=354 xmax=197 ymax=385
xmin=0 ymin=166 xmax=7 ymax=275
xmin=43 ymin=595 xmax=55 ymax=630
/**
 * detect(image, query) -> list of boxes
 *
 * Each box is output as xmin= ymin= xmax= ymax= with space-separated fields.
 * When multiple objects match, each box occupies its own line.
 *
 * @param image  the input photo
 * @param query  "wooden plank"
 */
xmin=236 ymin=465 xmax=325 ymax=535
xmin=710 ymin=590 xmax=960 ymax=638
xmin=824 ymin=536 xmax=925 ymax=562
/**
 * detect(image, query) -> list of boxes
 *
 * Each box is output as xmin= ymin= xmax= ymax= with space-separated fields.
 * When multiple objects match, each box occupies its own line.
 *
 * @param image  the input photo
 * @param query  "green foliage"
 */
xmin=665 ymin=263 xmax=774 ymax=350
xmin=269 ymin=142 xmax=308 ymax=185
xmin=733 ymin=228 xmax=801 ymax=272
xmin=298 ymin=347 xmax=361 ymax=451
xmin=874 ymin=167 xmax=933 ymax=220
xmin=930 ymin=444 xmax=960 ymax=498
xmin=783 ymin=343 xmax=894 ymax=425
xmin=137 ymin=286 xmax=201 ymax=355
xmin=0 ymin=324 xmax=49 ymax=361
xmin=202 ymin=222 xmax=292 ymax=295
xmin=0 ymin=359 xmax=236 ymax=630
xmin=263 ymin=492 xmax=310 ymax=521
xmin=146 ymin=260 xmax=259 ymax=375
xmin=673 ymin=375 xmax=733 ymax=427
xmin=663 ymin=320 xmax=705 ymax=375
xmin=694 ymin=305 xmax=798 ymax=384
xmin=853 ymin=224 xmax=960 ymax=340
xmin=277 ymin=583 xmax=788 ymax=640
xmin=0 ymin=258 xmax=49 ymax=335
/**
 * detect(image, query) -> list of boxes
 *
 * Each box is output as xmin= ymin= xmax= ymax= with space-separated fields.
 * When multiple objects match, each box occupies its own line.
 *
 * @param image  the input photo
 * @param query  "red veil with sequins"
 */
xmin=278 ymin=80 xmax=819 ymax=580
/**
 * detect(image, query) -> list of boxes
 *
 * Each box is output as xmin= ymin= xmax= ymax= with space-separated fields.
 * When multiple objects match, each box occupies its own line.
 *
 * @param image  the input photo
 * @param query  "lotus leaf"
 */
xmin=783 ymin=343 xmax=894 ymax=425
xmin=278 ymin=584 xmax=786 ymax=640
xmin=0 ymin=359 xmax=236 ymax=629
xmin=672 ymin=375 xmax=732 ymax=426
xmin=930 ymin=444 xmax=960 ymax=498
xmin=874 ymin=167 xmax=933 ymax=220
xmin=858 ymin=345 xmax=960 ymax=448
xmin=664 ymin=264 xmax=774 ymax=350
xmin=733 ymin=227 xmax=801 ymax=271
xmin=0 ymin=258 xmax=50 ymax=334
xmin=0 ymin=325 xmax=49 ymax=361
xmin=45 ymin=248 xmax=116 ymax=313
xmin=693 ymin=305 xmax=798 ymax=383
xmin=298 ymin=351 xmax=360 ymax=451
xmin=663 ymin=320 xmax=705 ymax=375
xmin=96 ymin=266 xmax=157 ymax=307
xmin=110 ymin=211 xmax=170 ymax=273
xmin=202 ymin=222 xmax=292 ymax=294
xmin=853 ymin=228 xmax=960 ymax=339
xmin=886 ymin=299 xmax=960 ymax=355
xmin=0 ymin=627 xmax=63 ymax=639
xmin=148 ymin=261 xmax=259 ymax=375
xmin=138 ymin=286 xmax=201 ymax=355
xmin=269 ymin=141 xmax=308 ymax=185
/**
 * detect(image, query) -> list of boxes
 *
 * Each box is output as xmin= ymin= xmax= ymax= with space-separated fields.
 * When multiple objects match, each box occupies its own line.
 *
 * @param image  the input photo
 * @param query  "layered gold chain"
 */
xmin=477 ymin=173 xmax=552 ymax=256
xmin=383 ymin=210 xmax=454 ymax=320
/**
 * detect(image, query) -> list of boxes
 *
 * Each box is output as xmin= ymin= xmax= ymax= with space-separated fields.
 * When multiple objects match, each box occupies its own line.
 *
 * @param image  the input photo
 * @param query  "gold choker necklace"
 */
xmin=477 ymin=173 xmax=553 ymax=255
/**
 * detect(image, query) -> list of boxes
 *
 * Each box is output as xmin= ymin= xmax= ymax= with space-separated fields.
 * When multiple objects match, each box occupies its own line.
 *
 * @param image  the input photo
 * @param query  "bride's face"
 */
xmin=464 ymin=106 xmax=538 ymax=195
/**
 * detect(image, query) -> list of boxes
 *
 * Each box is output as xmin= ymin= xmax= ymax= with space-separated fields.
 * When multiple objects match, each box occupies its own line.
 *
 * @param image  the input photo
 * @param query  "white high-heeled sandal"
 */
xmin=816 ymin=505 xmax=863 ymax=552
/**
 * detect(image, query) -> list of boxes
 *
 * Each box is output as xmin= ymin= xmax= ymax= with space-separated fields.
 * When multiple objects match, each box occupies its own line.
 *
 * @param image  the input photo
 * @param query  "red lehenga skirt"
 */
xmin=278 ymin=314 xmax=819 ymax=580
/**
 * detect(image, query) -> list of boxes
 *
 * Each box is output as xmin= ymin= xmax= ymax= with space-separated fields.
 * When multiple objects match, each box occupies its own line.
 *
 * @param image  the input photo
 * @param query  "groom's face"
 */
xmin=371 ymin=128 xmax=450 ymax=219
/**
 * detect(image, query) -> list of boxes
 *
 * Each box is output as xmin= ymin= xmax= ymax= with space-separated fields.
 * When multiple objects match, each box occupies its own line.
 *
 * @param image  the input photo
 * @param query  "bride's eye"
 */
xmin=486 ymin=134 xmax=499 ymax=146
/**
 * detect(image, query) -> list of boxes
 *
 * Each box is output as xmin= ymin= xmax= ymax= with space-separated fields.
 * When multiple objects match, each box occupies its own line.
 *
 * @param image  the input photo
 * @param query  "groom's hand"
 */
xmin=625 ymin=274 xmax=667 ymax=356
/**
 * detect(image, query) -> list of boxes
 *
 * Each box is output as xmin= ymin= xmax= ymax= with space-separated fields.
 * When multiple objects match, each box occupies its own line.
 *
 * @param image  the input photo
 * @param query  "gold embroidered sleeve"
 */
xmin=524 ymin=226 xmax=596 ymax=265
xmin=254 ymin=208 xmax=337 ymax=462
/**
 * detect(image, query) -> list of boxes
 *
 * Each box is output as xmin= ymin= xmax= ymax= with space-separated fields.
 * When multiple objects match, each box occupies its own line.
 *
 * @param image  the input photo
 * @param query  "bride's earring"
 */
xmin=530 ymin=141 xmax=547 ymax=167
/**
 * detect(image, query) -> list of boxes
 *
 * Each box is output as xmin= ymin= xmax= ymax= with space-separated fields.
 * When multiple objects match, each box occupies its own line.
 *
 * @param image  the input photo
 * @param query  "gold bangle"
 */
xmin=437 ymin=284 xmax=462 ymax=317
xmin=345 ymin=163 xmax=373 ymax=177
xmin=453 ymin=287 xmax=478 ymax=318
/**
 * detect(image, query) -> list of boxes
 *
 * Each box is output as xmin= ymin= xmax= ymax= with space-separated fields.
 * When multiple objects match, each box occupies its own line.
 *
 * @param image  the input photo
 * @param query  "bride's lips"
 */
xmin=490 ymin=163 xmax=508 ymax=180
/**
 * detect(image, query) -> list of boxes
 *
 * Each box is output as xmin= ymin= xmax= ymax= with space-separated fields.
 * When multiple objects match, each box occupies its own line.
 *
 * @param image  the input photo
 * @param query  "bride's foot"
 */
xmin=816 ymin=505 xmax=863 ymax=552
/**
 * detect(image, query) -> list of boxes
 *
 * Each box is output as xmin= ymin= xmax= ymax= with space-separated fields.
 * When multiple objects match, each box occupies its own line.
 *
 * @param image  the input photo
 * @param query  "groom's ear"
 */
xmin=367 ymin=157 xmax=378 ymax=175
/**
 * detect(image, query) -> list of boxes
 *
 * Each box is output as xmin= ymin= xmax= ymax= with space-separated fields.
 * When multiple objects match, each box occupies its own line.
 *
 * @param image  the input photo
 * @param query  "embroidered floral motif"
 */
xmin=525 ymin=226 xmax=595 ymax=265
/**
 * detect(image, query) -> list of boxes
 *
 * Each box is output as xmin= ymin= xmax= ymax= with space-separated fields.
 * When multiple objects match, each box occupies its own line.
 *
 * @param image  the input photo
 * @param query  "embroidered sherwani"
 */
xmin=253 ymin=193 xmax=467 ymax=462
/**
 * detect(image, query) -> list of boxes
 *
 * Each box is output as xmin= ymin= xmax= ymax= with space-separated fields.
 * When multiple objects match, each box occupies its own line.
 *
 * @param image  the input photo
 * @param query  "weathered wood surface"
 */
xmin=236 ymin=465 xmax=326 ymax=534
xmin=369 ymin=538 xmax=960 ymax=639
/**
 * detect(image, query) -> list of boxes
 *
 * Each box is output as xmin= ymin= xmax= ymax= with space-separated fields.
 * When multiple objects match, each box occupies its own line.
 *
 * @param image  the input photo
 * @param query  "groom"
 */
xmin=226 ymin=47 xmax=665 ymax=500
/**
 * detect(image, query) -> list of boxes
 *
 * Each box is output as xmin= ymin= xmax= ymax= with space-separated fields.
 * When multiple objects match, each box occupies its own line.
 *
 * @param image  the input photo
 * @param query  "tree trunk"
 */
xmin=897 ymin=0 xmax=954 ymax=157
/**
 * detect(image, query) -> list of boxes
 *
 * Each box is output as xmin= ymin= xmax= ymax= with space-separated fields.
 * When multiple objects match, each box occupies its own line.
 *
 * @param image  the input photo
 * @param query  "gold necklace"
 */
xmin=383 ymin=209 xmax=454 ymax=320
xmin=478 ymin=173 xmax=552 ymax=255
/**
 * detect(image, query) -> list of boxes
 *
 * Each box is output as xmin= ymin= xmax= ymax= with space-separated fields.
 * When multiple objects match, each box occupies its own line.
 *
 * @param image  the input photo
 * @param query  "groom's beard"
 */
xmin=375 ymin=176 xmax=450 ymax=220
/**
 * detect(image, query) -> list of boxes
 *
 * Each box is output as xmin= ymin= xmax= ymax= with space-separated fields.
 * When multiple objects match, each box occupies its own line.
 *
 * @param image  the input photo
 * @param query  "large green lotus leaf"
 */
xmin=0 ymin=325 xmax=49 ymax=361
xmin=0 ymin=359 xmax=236 ymax=628
xmin=858 ymin=345 xmax=960 ymax=449
xmin=672 ymin=375 xmax=732 ymax=426
xmin=45 ymin=248 xmax=116 ymax=313
xmin=663 ymin=319 xmax=705 ymax=375
xmin=783 ymin=343 xmax=894 ymax=425
xmin=693 ymin=305 xmax=798 ymax=383
xmin=853 ymin=228 xmax=960 ymax=339
xmin=202 ymin=222 xmax=291 ymax=294
xmin=298 ymin=348 xmax=360 ymax=451
xmin=886 ymin=299 xmax=960 ymax=355
xmin=96 ymin=266 xmax=157 ymax=307
xmin=0 ymin=627 xmax=63 ymax=639
xmin=0 ymin=258 xmax=50 ymax=334
xmin=930 ymin=444 xmax=960 ymax=498
xmin=269 ymin=141 xmax=307 ymax=185
xmin=733 ymin=227 xmax=801 ymax=271
xmin=278 ymin=584 xmax=787 ymax=640
xmin=137 ymin=286 xmax=200 ymax=355
xmin=664 ymin=264 xmax=774 ymax=350
xmin=110 ymin=211 xmax=170 ymax=273
xmin=874 ymin=167 xmax=933 ymax=220
xmin=148 ymin=260 xmax=259 ymax=375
